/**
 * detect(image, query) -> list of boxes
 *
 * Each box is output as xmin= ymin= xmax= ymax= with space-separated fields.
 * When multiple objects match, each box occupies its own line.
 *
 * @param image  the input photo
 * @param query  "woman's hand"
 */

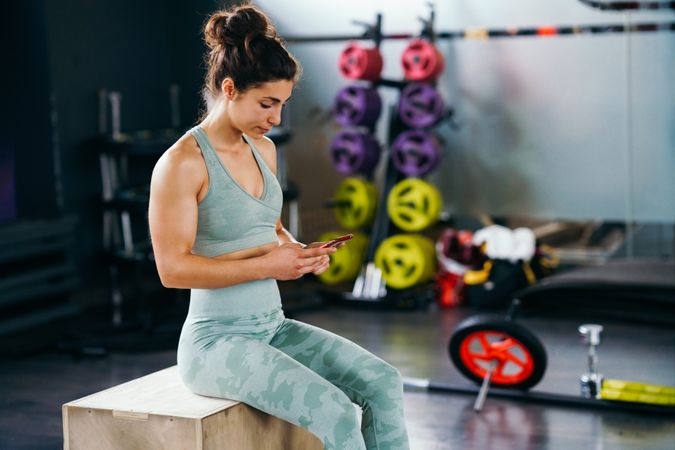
xmin=261 ymin=243 xmax=337 ymax=280
xmin=302 ymin=242 xmax=346 ymax=276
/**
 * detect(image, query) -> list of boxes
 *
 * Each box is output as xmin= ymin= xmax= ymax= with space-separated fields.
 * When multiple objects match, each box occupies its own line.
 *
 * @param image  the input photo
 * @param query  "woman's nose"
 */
xmin=268 ymin=107 xmax=282 ymax=126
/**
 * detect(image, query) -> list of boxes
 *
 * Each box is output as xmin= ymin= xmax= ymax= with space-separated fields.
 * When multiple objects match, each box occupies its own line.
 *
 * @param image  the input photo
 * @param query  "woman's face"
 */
xmin=229 ymin=79 xmax=294 ymax=137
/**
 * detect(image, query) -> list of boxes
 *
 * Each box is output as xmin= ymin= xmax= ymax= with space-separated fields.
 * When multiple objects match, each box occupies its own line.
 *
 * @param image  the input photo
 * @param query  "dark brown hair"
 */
xmin=202 ymin=3 xmax=301 ymax=108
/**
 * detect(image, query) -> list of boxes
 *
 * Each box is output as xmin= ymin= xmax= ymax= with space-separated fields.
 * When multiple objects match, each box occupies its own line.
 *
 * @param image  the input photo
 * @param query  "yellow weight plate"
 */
xmin=375 ymin=234 xmax=435 ymax=289
xmin=334 ymin=178 xmax=377 ymax=230
xmin=387 ymin=178 xmax=442 ymax=232
xmin=412 ymin=234 xmax=437 ymax=280
xmin=317 ymin=231 xmax=368 ymax=284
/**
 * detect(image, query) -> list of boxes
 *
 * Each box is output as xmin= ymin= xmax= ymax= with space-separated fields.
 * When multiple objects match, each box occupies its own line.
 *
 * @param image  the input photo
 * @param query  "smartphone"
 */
xmin=320 ymin=234 xmax=354 ymax=248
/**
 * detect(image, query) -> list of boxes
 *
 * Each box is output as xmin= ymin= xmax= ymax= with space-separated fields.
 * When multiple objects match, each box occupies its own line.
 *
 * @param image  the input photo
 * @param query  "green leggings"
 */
xmin=177 ymin=306 xmax=410 ymax=449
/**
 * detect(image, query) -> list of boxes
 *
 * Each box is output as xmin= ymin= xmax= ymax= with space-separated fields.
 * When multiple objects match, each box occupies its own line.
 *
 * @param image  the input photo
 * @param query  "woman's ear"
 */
xmin=220 ymin=78 xmax=236 ymax=100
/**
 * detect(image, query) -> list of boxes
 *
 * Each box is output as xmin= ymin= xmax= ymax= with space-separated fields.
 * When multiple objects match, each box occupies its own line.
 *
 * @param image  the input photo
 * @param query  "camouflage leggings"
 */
xmin=177 ymin=306 xmax=410 ymax=450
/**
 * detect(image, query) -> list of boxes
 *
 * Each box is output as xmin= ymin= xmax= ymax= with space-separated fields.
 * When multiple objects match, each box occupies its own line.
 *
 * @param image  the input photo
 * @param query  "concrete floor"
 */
xmin=0 ymin=288 xmax=674 ymax=450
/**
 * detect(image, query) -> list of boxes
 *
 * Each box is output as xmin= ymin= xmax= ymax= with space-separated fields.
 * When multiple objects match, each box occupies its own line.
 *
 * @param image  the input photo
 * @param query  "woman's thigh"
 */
xmin=269 ymin=319 xmax=402 ymax=406
xmin=178 ymin=334 xmax=364 ymax=447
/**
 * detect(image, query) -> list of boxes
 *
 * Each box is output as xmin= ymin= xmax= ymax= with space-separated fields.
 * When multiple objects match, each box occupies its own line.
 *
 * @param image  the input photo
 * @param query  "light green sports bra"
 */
xmin=189 ymin=126 xmax=283 ymax=257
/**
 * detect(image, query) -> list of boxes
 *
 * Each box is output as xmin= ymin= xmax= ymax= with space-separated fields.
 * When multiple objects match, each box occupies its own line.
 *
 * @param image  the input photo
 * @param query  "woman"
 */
xmin=148 ymin=4 xmax=410 ymax=449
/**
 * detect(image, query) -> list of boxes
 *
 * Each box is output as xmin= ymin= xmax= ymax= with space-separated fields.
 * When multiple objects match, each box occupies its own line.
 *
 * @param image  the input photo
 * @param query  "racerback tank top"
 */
xmin=187 ymin=125 xmax=284 ymax=317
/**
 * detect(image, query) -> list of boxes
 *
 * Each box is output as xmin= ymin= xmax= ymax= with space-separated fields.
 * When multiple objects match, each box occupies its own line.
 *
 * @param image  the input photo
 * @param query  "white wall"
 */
xmin=258 ymin=0 xmax=675 ymax=223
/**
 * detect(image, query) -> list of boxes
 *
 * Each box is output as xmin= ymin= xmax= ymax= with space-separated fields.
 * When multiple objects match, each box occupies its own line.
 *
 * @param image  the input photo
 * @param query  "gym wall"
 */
xmin=10 ymin=0 xmax=229 ymax=287
xmin=5 ymin=0 xmax=673 ymax=296
xmin=258 ymin=0 xmax=674 ymax=224
xmin=1 ymin=1 xmax=61 ymax=220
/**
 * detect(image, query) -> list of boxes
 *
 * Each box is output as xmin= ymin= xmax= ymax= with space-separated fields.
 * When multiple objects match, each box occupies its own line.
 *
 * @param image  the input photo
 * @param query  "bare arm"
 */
xmin=148 ymin=142 xmax=334 ymax=289
xmin=276 ymin=218 xmax=302 ymax=246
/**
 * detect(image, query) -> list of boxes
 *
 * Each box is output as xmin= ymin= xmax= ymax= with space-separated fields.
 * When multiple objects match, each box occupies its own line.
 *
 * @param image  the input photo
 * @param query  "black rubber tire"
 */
xmin=448 ymin=315 xmax=547 ymax=390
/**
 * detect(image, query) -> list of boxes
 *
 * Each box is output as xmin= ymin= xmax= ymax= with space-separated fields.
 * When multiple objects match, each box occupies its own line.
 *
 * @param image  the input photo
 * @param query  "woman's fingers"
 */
xmin=312 ymin=256 xmax=331 ymax=274
xmin=313 ymin=263 xmax=329 ymax=275
xmin=303 ymin=246 xmax=336 ymax=257
xmin=300 ymin=255 xmax=330 ymax=267
xmin=297 ymin=256 xmax=328 ymax=274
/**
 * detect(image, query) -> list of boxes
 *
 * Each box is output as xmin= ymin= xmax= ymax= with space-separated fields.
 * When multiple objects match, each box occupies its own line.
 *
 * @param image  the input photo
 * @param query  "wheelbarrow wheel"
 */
xmin=449 ymin=315 xmax=547 ymax=390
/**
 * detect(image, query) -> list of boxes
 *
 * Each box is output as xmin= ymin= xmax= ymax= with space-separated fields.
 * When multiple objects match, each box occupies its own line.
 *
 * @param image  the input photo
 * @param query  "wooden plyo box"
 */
xmin=62 ymin=365 xmax=322 ymax=450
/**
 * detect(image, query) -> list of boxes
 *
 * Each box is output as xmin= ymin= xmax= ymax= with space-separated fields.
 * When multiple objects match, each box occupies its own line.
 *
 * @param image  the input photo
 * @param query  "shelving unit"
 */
xmin=0 ymin=215 xmax=80 ymax=354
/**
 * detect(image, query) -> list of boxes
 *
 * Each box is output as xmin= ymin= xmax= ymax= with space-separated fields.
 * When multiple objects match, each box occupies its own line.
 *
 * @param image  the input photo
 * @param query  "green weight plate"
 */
xmin=375 ymin=234 xmax=435 ymax=289
xmin=318 ymin=231 xmax=369 ymax=284
xmin=334 ymin=178 xmax=377 ymax=230
xmin=387 ymin=178 xmax=442 ymax=232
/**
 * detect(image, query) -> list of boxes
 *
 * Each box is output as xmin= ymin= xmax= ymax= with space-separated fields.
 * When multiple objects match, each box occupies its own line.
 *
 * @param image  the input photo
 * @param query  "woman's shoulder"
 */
xmin=159 ymin=132 xmax=204 ymax=167
xmin=152 ymin=133 xmax=206 ymax=183
xmin=248 ymin=135 xmax=277 ymax=174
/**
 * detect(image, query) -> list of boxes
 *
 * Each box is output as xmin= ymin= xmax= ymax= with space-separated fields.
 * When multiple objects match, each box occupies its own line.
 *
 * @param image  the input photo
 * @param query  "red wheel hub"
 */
xmin=458 ymin=330 xmax=535 ymax=385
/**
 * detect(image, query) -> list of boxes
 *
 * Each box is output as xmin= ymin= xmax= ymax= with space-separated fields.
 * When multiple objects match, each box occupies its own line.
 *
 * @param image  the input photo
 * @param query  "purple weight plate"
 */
xmin=334 ymin=85 xmax=382 ymax=127
xmin=390 ymin=130 xmax=441 ymax=176
xmin=399 ymin=83 xmax=445 ymax=129
xmin=330 ymin=130 xmax=381 ymax=175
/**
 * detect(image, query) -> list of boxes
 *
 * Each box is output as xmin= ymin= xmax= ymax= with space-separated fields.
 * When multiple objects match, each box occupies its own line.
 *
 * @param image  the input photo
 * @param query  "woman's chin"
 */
xmin=252 ymin=127 xmax=270 ymax=136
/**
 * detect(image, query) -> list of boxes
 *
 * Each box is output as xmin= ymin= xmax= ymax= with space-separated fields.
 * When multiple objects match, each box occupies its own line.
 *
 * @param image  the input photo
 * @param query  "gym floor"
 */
xmin=1 ymin=280 xmax=673 ymax=450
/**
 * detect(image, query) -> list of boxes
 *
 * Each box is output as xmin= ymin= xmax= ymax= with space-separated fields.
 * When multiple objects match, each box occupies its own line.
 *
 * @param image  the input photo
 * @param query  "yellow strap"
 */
xmin=600 ymin=389 xmax=675 ymax=406
xmin=538 ymin=244 xmax=560 ymax=269
xmin=603 ymin=379 xmax=675 ymax=396
xmin=464 ymin=261 xmax=492 ymax=285
xmin=522 ymin=262 xmax=537 ymax=285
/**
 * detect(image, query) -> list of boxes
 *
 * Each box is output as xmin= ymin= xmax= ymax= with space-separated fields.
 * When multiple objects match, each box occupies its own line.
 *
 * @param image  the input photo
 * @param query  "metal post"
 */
xmin=474 ymin=359 xmax=497 ymax=412
xmin=579 ymin=324 xmax=604 ymax=398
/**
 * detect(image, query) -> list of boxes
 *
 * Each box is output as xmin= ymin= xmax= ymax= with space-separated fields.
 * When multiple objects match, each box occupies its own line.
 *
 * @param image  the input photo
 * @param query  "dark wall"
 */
xmin=6 ymin=0 xmax=229 ymax=291
xmin=167 ymin=2 xmax=217 ymax=124
xmin=2 ymin=1 xmax=60 ymax=219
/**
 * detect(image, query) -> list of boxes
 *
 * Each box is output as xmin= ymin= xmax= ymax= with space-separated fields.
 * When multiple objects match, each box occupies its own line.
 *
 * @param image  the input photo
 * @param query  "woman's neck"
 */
xmin=200 ymin=98 xmax=246 ymax=152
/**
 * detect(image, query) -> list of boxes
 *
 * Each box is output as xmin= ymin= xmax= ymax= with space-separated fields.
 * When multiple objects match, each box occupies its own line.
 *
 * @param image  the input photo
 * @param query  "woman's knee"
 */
xmin=367 ymin=362 xmax=405 ymax=407
xmin=382 ymin=362 xmax=403 ymax=384
xmin=365 ymin=359 xmax=401 ymax=386
xmin=312 ymin=393 xmax=364 ymax=449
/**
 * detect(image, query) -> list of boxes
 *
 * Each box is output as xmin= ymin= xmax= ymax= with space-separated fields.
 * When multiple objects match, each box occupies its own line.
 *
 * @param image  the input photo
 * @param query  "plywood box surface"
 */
xmin=62 ymin=366 xmax=322 ymax=450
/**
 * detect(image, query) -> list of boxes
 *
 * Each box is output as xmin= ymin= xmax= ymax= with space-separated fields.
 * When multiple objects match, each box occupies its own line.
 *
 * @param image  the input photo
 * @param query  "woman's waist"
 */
xmin=180 ymin=304 xmax=285 ymax=349
xmin=184 ymin=304 xmax=284 ymax=328
xmin=187 ymin=278 xmax=282 ymax=318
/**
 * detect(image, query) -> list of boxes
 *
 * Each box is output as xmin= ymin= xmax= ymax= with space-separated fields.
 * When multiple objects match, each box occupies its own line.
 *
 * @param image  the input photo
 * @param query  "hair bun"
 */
xmin=204 ymin=6 xmax=276 ymax=50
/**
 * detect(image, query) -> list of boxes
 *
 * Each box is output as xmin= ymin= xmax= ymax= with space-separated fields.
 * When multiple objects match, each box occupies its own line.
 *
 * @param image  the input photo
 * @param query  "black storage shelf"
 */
xmin=0 ymin=215 xmax=80 ymax=339
xmin=0 ymin=217 xmax=77 ymax=261
xmin=0 ymin=272 xmax=78 ymax=307
xmin=0 ymin=263 xmax=76 ymax=292
xmin=0 ymin=303 xmax=79 ymax=336
xmin=0 ymin=239 xmax=74 ymax=263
